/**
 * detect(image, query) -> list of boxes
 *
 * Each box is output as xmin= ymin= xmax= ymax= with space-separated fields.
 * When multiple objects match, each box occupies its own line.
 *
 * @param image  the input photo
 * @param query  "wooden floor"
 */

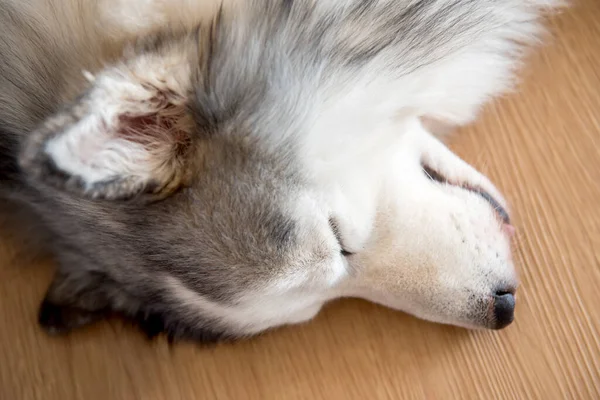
xmin=1 ymin=2 xmax=599 ymax=399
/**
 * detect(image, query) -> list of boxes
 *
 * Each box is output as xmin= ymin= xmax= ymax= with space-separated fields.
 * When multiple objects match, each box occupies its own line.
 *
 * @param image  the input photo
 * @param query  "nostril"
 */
xmin=494 ymin=289 xmax=515 ymax=297
xmin=492 ymin=292 xmax=516 ymax=329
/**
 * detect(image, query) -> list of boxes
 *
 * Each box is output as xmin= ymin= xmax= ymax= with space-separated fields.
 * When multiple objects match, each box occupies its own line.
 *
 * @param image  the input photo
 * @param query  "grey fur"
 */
xmin=0 ymin=0 xmax=556 ymax=341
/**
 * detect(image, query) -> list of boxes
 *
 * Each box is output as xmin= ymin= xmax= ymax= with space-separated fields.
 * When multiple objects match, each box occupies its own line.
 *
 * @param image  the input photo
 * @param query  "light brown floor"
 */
xmin=1 ymin=2 xmax=599 ymax=399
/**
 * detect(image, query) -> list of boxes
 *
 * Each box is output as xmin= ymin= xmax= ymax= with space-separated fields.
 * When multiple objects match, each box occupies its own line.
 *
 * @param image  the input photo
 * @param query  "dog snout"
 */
xmin=491 ymin=290 xmax=516 ymax=329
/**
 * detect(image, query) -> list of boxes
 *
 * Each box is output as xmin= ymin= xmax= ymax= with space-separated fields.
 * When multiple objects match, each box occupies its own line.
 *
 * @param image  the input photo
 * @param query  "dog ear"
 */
xmin=19 ymin=54 xmax=195 ymax=201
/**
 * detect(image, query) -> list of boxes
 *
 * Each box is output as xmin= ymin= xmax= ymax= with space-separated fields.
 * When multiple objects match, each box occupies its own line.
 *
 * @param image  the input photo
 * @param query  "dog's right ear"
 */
xmin=19 ymin=52 xmax=196 ymax=201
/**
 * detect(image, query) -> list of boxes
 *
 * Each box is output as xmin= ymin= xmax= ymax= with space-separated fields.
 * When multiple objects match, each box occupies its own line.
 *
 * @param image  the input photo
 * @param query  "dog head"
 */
xmin=12 ymin=0 xmax=547 ymax=342
xmin=18 ymin=37 xmax=516 ymax=342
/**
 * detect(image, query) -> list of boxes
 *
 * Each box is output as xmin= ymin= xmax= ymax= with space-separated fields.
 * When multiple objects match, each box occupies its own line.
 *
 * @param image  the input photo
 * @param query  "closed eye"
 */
xmin=328 ymin=218 xmax=354 ymax=256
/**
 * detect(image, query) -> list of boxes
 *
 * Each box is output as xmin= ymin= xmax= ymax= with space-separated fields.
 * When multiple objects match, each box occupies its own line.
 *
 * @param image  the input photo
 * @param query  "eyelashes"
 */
xmin=328 ymin=217 xmax=353 ymax=256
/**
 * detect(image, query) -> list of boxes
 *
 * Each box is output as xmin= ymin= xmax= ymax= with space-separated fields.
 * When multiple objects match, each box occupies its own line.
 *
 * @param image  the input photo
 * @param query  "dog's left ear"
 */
xmin=19 ymin=55 xmax=195 ymax=201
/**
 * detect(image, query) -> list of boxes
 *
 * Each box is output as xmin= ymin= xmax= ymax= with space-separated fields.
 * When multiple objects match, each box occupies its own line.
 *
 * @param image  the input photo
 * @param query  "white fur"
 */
xmin=165 ymin=275 xmax=328 ymax=335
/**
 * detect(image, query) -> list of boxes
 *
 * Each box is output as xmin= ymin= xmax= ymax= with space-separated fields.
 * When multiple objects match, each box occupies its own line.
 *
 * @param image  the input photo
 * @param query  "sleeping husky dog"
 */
xmin=0 ymin=0 xmax=559 ymax=342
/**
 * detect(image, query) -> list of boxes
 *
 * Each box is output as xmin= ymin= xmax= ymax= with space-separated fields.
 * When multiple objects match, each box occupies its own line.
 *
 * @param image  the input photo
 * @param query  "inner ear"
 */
xmin=20 ymin=61 xmax=195 ymax=201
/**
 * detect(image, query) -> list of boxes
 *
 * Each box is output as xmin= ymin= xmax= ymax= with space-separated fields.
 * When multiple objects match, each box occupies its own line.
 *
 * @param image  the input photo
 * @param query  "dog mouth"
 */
xmin=422 ymin=164 xmax=511 ymax=226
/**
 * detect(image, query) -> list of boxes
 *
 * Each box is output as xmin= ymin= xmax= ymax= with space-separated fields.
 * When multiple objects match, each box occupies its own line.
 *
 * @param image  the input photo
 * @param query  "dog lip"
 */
xmin=422 ymin=165 xmax=511 ymax=225
xmin=470 ymin=188 xmax=511 ymax=225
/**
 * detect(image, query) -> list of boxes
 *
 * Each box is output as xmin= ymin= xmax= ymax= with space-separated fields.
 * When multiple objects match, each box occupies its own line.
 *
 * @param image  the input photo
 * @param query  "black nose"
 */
xmin=493 ymin=291 xmax=516 ymax=329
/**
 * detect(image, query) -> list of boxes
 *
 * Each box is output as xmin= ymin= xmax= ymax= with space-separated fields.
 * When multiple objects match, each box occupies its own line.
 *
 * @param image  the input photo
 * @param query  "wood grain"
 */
xmin=1 ymin=1 xmax=599 ymax=399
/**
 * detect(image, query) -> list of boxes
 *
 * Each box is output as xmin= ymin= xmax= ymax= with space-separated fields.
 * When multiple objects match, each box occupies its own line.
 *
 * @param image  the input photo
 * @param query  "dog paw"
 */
xmin=38 ymin=300 xmax=102 ymax=335
xmin=130 ymin=308 xmax=228 ymax=344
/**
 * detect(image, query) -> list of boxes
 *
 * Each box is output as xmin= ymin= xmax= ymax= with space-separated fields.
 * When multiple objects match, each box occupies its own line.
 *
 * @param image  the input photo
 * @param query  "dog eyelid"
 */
xmin=328 ymin=217 xmax=353 ymax=256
